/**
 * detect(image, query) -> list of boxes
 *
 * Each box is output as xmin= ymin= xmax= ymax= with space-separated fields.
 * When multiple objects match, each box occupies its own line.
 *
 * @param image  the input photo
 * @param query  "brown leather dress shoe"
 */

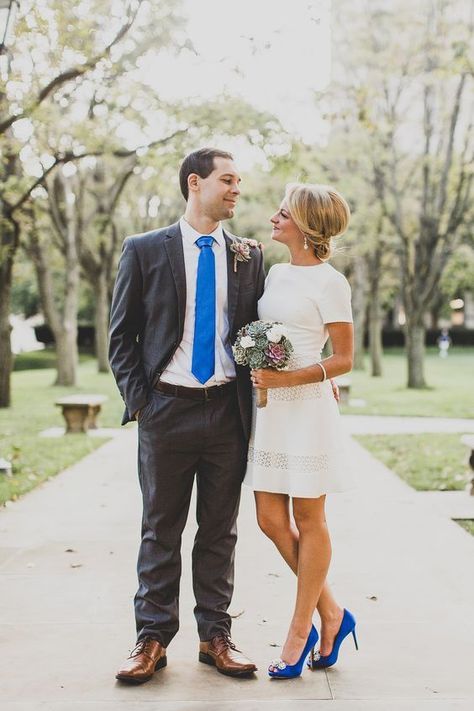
xmin=199 ymin=633 xmax=257 ymax=677
xmin=115 ymin=637 xmax=167 ymax=684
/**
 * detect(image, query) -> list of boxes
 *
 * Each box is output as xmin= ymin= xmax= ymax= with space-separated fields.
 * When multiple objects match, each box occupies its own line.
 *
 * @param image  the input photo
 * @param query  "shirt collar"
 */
xmin=179 ymin=216 xmax=225 ymax=248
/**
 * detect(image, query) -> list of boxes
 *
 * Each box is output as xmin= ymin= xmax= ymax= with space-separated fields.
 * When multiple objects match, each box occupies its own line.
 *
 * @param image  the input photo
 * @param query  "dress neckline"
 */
xmin=285 ymin=262 xmax=329 ymax=268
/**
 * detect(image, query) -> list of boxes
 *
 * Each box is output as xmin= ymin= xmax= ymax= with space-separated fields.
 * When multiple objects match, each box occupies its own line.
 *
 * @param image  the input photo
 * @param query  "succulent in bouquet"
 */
xmin=232 ymin=320 xmax=293 ymax=407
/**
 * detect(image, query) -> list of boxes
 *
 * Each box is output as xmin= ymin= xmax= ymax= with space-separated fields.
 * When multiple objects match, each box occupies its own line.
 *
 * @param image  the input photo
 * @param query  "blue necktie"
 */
xmin=192 ymin=236 xmax=216 ymax=384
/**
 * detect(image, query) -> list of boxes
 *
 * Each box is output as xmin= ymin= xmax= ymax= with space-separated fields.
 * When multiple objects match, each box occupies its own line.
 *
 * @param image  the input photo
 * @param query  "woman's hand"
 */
xmin=330 ymin=378 xmax=340 ymax=402
xmin=250 ymin=368 xmax=292 ymax=389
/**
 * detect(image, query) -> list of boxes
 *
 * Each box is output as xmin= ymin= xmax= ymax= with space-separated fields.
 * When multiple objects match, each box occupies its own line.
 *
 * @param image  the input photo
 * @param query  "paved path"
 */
xmin=343 ymin=415 xmax=474 ymax=435
xmin=1 ymin=423 xmax=474 ymax=710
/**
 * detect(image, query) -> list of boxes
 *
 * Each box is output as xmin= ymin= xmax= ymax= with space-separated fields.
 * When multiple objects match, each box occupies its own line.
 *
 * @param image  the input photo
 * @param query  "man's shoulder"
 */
xmin=125 ymin=222 xmax=179 ymax=249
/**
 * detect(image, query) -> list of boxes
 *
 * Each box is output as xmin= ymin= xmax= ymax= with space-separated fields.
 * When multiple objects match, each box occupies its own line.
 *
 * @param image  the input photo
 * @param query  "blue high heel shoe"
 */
xmin=268 ymin=625 xmax=319 ymax=679
xmin=309 ymin=608 xmax=358 ymax=669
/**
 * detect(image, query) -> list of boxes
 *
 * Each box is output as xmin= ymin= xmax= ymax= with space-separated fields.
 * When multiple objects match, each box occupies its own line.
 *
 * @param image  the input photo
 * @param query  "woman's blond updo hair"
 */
xmin=285 ymin=182 xmax=351 ymax=261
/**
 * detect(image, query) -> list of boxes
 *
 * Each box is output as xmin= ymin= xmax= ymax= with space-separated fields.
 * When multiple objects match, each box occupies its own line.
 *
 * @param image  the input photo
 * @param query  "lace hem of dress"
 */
xmin=248 ymin=445 xmax=329 ymax=473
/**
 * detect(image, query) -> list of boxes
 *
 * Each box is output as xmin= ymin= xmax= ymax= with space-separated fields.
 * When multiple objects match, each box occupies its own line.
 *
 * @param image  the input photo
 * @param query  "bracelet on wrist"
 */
xmin=316 ymin=361 xmax=327 ymax=382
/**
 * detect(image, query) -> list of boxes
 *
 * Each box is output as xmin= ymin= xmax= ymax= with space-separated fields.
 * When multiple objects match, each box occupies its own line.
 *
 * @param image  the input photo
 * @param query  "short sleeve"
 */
xmin=317 ymin=271 xmax=353 ymax=324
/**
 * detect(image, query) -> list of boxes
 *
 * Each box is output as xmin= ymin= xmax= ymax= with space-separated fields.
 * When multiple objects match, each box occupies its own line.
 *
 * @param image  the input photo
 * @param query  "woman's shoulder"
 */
xmin=322 ymin=263 xmax=351 ymax=289
xmin=268 ymin=262 xmax=286 ymax=271
xmin=266 ymin=262 xmax=287 ymax=279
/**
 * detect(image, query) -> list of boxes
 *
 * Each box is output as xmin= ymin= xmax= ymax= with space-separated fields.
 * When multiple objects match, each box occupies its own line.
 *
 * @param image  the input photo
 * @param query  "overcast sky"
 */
xmin=146 ymin=0 xmax=332 ymax=147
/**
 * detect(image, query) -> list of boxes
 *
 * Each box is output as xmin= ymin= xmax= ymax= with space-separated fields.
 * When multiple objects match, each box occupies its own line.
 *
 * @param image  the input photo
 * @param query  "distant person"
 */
xmin=437 ymin=328 xmax=451 ymax=358
xmin=244 ymin=183 xmax=358 ymax=678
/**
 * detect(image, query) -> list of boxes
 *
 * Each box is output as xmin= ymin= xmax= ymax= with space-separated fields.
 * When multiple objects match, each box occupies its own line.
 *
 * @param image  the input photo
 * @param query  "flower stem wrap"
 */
xmin=256 ymin=388 xmax=268 ymax=408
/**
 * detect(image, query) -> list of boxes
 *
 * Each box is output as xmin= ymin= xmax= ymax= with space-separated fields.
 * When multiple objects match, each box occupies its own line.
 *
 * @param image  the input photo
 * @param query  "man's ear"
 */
xmin=188 ymin=173 xmax=199 ymax=194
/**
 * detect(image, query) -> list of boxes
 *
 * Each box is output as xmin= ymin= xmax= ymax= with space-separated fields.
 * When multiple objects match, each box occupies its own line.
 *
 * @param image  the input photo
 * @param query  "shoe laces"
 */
xmin=130 ymin=638 xmax=155 ymax=659
xmin=215 ymin=632 xmax=239 ymax=652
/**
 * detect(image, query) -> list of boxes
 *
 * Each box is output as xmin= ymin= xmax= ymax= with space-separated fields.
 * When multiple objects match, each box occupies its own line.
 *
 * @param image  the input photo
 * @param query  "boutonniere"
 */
xmin=229 ymin=238 xmax=258 ymax=272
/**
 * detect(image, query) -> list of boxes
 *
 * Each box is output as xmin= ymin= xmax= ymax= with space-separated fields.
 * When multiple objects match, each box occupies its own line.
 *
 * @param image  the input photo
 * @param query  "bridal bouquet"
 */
xmin=232 ymin=320 xmax=294 ymax=408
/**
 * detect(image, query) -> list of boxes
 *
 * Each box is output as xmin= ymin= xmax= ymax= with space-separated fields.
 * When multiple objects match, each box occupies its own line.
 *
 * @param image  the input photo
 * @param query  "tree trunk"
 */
xmin=28 ymin=181 xmax=80 ymax=387
xmin=31 ymin=246 xmax=79 ymax=386
xmin=53 ymin=202 xmax=80 ymax=386
xmin=0 ymin=137 xmax=20 ymax=408
xmin=0 ymin=256 xmax=13 ymax=407
xmin=429 ymin=293 xmax=443 ymax=329
xmin=405 ymin=316 xmax=427 ymax=388
xmin=369 ymin=298 xmax=383 ymax=376
xmin=54 ymin=326 xmax=78 ymax=386
xmin=367 ymin=246 xmax=384 ymax=376
xmin=351 ymin=257 xmax=368 ymax=370
xmin=95 ymin=271 xmax=110 ymax=373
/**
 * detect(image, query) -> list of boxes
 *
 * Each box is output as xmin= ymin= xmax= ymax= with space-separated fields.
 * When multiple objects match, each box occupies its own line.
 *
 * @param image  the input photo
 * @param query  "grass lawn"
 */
xmin=356 ymin=433 xmax=471 ymax=491
xmin=455 ymin=520 xmax=474 ymax=536
xmin=12 ymin=348 xmax=95 ymax=370
xmin=340 ymin=347 xmax=474 ymax=419
xmin=2 ymin=346 xmax=473 ymax=506
xmin=0 ymin=359 xmax=129 ymax=506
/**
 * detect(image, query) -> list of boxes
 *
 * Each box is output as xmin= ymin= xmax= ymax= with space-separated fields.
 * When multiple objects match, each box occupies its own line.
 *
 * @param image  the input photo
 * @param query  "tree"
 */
xmin=27 ymin=177 xmax=81 ymax=385
xmin=79 ymin=158 xmax=136 ymax=373
xmin=0 ymin=0 xmax=161 ymax=403
xmin=331 ymin=0 xmax=474 ymax=387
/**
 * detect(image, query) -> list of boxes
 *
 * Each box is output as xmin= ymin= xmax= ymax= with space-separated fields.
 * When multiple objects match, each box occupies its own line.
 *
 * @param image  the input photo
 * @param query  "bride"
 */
xmin=243 ymin=182 xmax=357 ymax=679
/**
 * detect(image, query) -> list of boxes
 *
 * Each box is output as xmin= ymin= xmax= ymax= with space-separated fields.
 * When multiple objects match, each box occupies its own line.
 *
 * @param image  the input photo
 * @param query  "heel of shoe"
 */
xmin=199 ymin=651 xmax=215 ymax=667
xmin=352 ymin=629 xmax=359 ymax=651
xmin=155 ymin=655 xmax=167 ymax=671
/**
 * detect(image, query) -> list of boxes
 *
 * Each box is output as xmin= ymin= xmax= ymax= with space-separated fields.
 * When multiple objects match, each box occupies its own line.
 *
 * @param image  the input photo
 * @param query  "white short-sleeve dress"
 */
xmin=243 ymin=262 xmax=354 ymax=498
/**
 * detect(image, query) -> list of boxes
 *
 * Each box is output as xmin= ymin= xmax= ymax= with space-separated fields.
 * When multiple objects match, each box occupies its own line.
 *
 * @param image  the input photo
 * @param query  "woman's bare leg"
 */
xmin=255 ymin=491 xmax=343 ymax=660
xmin=276 ymin=496 xmax=331 ymax=664
xmin=254 ymin=491 xmax=298 ymax=566
xmin=316 ymin=584 xmax=344 ymax=656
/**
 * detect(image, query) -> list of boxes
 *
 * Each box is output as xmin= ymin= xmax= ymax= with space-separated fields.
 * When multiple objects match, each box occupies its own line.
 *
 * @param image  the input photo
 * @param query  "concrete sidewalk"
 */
xmin=1 ymin=424 xmax=474 ymax=710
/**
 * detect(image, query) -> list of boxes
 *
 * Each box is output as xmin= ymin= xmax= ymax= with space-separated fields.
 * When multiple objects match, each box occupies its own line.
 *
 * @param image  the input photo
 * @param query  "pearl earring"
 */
xmin=303 ymin=235 xmax=309 ymax=250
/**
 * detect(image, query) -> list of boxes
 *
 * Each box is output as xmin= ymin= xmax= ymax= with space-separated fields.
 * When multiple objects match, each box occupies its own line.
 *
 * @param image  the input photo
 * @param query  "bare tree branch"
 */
xmin=436 ymin=72 xmax=467 ymax=219
xmin=0 ymin=1 xmax=143 ymax=135
xmin=7 ymin=128 xmax=186 ymax=214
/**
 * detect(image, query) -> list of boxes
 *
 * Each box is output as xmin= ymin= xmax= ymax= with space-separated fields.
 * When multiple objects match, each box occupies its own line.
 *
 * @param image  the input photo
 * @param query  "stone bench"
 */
xmin=55 ymin=395 xmax=108 ymax=434
xmin=0 ymin=457 xmax=12 ymax=476
xmin=461 ymin=435 xmax=474 ymax=496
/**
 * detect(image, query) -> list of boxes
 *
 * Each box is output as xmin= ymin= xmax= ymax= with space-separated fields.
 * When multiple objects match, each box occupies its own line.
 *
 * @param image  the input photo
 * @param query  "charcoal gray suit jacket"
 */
xmin=108 ymin=221 xmax=265 ymax=439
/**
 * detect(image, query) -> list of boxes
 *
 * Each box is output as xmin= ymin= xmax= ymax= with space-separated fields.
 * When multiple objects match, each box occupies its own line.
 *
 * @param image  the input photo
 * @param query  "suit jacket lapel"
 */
xmin=164 ymin=222 xmax=186 ymax=335
xmin=224 ymin=230 xmax=240 ymax=334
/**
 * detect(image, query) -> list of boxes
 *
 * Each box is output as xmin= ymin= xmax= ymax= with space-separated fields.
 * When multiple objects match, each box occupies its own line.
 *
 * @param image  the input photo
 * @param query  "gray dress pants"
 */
xmin=134 ymin=384 xmax=247 ymax=647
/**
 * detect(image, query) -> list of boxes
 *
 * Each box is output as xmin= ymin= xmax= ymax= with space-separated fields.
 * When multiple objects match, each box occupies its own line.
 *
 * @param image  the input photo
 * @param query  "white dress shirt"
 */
xmin=160 ymin=217 xmax=236 ymax=387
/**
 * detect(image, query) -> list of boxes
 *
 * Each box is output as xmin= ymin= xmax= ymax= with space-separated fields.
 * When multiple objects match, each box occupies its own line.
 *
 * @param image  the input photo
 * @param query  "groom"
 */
xmin=109 ymin=148 xmax=265 ymax=683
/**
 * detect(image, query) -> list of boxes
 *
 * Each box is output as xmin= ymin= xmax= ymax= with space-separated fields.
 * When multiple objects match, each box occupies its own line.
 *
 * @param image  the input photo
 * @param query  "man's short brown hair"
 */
xmin=179 ymin=148 xmax=234 ymax=201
